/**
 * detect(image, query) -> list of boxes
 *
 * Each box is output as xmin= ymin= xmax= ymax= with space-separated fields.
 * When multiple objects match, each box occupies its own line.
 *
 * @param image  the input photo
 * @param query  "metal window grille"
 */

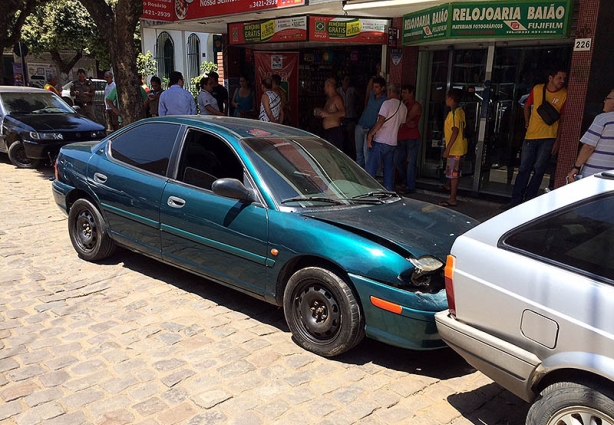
xmin=186 ymin=34 xmax=201 ymax=92
xmin=155 ymin=32 xmax=175 ymax=81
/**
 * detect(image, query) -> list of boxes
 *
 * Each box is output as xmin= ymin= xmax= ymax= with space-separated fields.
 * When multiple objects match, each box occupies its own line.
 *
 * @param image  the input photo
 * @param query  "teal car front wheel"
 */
xmin=284 ymin=267 xmax=364 ymax=357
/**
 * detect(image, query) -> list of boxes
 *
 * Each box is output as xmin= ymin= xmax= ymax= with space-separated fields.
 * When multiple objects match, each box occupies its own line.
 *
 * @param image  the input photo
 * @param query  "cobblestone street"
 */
xmin=0 ymin=157 xmax=529 ymax=425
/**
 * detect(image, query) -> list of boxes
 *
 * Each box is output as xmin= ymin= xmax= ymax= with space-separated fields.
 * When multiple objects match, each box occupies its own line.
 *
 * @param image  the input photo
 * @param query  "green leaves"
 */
xmin=137 ymin=51 xmax=157 ymax=80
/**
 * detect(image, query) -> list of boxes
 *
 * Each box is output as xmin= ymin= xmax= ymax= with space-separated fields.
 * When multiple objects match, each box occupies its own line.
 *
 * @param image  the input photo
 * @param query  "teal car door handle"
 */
xmin=93 ymin=172 xmax=107 ymax=183
xmin=167 ymin=196 xmax=186 ymax=208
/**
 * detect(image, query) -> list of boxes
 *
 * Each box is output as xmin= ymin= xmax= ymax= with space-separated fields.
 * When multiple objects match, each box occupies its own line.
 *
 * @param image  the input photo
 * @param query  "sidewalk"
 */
xmin=401 ymin=187 xmax=505 ymax=222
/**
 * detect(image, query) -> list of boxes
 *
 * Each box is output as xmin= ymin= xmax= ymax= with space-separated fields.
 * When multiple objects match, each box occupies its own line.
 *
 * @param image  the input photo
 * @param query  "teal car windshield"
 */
xmin=241 ymin=136 xmax=388 ymax=206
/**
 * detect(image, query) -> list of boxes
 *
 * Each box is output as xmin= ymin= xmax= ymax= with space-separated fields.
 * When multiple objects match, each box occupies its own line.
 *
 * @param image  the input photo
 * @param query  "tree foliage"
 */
xmin=0 ymin=0 xmax=45 ymax=83
xmin=21 ymin=0 xmax=110 ymax=81
xmin=137 ymin=51 xmax=157 ymax=80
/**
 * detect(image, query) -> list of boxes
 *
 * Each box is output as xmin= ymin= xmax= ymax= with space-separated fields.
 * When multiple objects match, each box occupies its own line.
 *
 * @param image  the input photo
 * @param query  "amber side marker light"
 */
xmin=54 ymin=158 xmax=59 ymax=181
xmin=370 ymin=296 xmax=402 ymax=315
xmin=444 ymin=255 xmax=456 ymax=316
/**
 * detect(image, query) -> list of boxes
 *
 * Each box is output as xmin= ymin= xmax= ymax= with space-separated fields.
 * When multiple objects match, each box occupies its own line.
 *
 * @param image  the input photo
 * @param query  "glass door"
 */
xmin=478 ymin=45 xmax=572 ymax=196
xmin=420 ymin=48 xmax=488 ymax=190
xmin=421 ymin=50 xmax=450 ymax=180
xmin=418 ymin=44 xmax=571 ymax=198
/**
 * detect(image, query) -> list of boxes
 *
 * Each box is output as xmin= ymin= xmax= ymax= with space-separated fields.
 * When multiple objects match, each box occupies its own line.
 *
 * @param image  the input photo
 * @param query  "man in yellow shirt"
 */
xmin=44 ymin=74 xmax=59 ymax=95
xmin=440 ymin=88 xmax=467 ymax=207
xmin=502 ymin=68 xmax=567 ymax=210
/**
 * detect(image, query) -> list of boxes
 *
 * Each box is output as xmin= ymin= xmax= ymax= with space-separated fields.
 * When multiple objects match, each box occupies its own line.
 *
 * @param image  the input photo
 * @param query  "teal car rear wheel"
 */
xmin=283 ymin=267 xmax=364 ymax=357
xmin=68 ymin=198 xmax=116 ymax=261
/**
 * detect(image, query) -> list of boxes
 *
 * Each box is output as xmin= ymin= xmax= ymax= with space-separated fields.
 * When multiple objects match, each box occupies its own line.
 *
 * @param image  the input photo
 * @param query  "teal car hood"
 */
xmin=301 ymin=199 xmax=478 ymax=259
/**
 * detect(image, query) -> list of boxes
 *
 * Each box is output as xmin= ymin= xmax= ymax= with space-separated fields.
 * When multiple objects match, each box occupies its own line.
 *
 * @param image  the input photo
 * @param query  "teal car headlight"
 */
xmin=29 ymin=132 xmax=64 ymax=140
xmin=397 ymin=256 xmax=445 ymax=292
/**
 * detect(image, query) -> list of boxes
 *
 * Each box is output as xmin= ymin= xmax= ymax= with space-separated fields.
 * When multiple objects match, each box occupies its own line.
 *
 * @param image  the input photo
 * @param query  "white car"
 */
xmin=61 ymin=78 xmax=106 ymax=106
xmin=435 ymin=171 xmax=614 ymax=425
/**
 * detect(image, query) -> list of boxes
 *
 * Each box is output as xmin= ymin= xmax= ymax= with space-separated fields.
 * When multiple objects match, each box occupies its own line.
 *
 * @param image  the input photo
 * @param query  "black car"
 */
xmin=0 ymin=86 xmax=106 ymax=168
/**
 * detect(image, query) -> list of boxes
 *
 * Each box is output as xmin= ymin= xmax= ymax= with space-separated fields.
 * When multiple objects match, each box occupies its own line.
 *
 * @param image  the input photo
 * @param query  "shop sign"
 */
xmin=228 ymin=16 xmax=307 ymax=45
xmin=402 ymin=4 xmax=449 ymax=45
xmin=309 ymin=16 xmax=388 ymax=44
xmin=402 ymin=0 xmax=572 ymax=45
xmin=141 ymin=0 xmax=173 ymax=22
xmin=148 ymin=0 xmax=305 ymax=21
xmin=449 ymin=0 xmax=572 ymax=38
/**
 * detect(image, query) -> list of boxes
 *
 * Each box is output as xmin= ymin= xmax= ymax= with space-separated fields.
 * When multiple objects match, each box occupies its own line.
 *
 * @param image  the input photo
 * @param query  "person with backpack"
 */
xmin=501 ymin=68 xmax=567 ymax=210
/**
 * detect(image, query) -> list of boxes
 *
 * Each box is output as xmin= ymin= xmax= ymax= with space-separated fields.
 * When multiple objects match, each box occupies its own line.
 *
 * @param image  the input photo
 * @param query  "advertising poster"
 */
xmin=254 ymin=52 xmax=299 ymax=126
xmin=309 ymin=17 xmax=388 ymax=44
xmin=229 ymin=16 xmax=308 ymax=45
xmin=12 ymin=63 xmax=24 ymax=86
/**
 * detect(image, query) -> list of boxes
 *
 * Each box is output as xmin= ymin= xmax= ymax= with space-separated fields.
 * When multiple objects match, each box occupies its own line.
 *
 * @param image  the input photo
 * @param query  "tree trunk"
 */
xmin=50 ymin=50 xmax=83 ymax=86
xmin=78 ymin=0 xmax=143 ymax=125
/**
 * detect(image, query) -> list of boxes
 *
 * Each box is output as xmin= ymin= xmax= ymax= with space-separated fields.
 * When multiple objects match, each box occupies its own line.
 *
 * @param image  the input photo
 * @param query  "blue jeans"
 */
xmin=394 ymin=138 xmax=421 ymax=191
xmin=366 ymin=142 xmax=396 ymax=191
xmin=354 ymin=125 xmax=370 ymax=169
xmin=511 ymin=138 xmax=555 ymax=204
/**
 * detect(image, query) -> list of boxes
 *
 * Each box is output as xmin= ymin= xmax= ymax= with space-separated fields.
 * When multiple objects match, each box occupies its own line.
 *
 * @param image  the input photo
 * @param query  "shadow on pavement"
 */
xmin=0 ymin=154 xmax=56 ymax=180
xmin=103 ymin=247 xmax=479 ymax=379
xmin=447 ymin=382 xmax=530 ymax=425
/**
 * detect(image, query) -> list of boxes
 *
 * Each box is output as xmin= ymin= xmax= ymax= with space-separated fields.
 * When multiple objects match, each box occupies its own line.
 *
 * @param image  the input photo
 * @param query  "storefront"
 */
xmin=227 ymin=16 xmax=388 ymax=141
xmin=403 ymin=0 xmax=574 ymax=197
xmin=142 ymin=0 xmax=611 ymax=198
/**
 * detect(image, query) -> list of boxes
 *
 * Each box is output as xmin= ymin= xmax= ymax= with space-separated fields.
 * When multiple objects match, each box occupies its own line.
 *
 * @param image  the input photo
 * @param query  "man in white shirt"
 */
xmin=366 ymin=83 xmax=407 ymax=191
xmin=198 ymin=76 xmax=224 ymax=116
xmin=103 ymin=70 xmax=118 ymax=132
xmin=567 ymin=88 xmax=614 ymax=181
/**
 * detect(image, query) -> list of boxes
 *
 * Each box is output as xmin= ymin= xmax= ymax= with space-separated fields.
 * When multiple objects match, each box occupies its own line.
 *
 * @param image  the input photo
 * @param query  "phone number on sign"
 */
xmin=143 ymin=10 xmax=172 ymax=18
xmin=249 ymin=0 xmax=277 ymax=8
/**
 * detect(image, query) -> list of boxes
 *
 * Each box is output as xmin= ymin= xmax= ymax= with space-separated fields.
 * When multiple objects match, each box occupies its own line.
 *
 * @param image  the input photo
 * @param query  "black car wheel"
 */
xmin=8 ymin=141 xmax=40 ymax=168
xmin=526 ymin=380 xmax=614 ymax=425
xmin=68 ymin=198 xmax=115 ymax=261
xmin=283 ymin=267 xmax=364 ymax=357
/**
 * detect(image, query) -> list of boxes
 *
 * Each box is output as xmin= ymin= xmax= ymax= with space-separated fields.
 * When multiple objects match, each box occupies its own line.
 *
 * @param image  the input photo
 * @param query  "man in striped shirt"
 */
xmin=567 ymin=89 xmax=614 ymax=182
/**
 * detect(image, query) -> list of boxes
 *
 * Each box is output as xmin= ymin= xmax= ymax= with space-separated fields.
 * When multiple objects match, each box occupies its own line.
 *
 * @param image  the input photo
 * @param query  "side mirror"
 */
xmin=212 ymin=178 xmax=255 ymax=202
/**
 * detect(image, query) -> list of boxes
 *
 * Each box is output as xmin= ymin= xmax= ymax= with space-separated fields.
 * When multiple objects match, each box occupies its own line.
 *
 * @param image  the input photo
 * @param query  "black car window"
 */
xmin=504 ymin=194 xmax=614 ymax=281
xmin=110 ymin=123 xmax=179 ymax=176
xmin=177 ymin=129 xmax=243 ymax=190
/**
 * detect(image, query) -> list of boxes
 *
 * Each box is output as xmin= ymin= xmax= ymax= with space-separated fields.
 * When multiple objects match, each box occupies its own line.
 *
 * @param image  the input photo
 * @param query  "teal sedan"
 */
xmin=52 ymin=116 xmax=477 ymax=357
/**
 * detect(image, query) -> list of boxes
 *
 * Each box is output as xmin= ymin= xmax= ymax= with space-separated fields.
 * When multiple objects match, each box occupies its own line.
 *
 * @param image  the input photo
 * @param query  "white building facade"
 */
xmin=141 ymin=27 xmax=215 ymax=91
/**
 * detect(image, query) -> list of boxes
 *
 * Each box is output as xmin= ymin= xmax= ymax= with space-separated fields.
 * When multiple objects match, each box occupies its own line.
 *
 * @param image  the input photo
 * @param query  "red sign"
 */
xmin=254 ymin=52 xmax=299 ymax=127
xmin=142 ymin=0 xmax=174 ymax=21
xmin=229 ymin=17 xmax=308 ymax=45
xmin=174 ymin=0 xmax=304 ymax=21
xmin=309 ymin=16 xmax=388 ymax=44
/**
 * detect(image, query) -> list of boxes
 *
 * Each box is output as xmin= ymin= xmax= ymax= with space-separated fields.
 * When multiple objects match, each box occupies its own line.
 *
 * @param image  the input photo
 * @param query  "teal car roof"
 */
xmin=147 ymin=116 xmax=315 ymax=140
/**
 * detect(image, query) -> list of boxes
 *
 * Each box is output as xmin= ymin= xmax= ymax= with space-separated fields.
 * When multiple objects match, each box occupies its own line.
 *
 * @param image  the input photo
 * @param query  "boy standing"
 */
xmin=440 ymin=88 xmax=467 ymax=207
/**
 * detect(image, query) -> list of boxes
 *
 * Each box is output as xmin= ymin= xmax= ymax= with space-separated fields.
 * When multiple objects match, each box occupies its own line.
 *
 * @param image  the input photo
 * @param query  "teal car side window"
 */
xmin=177 ymin=128 xmax=244 ymax=190
xmin=110 ymin=123 xmax=179 ymax=176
